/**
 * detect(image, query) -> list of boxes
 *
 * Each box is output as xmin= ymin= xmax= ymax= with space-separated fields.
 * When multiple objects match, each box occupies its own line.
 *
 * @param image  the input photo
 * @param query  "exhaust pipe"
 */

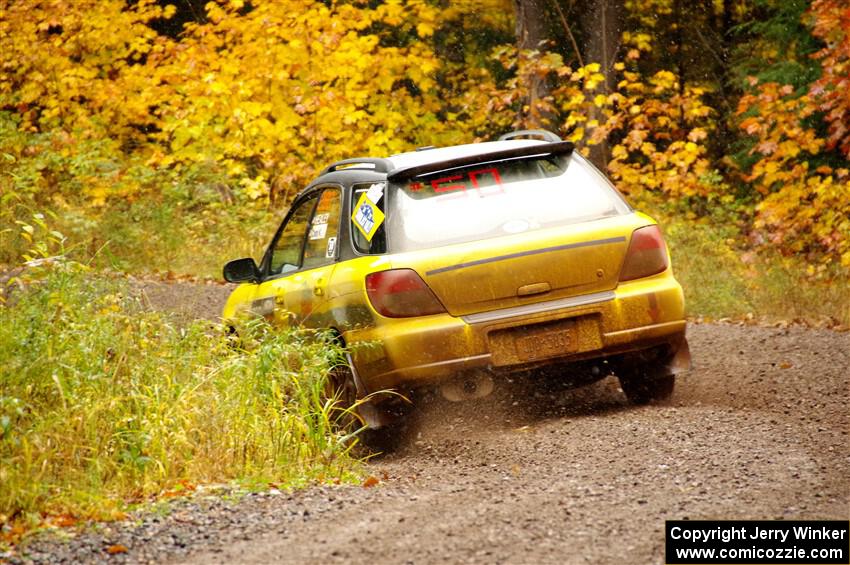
xmin=440 ymin=371 xmax=495 ymax=402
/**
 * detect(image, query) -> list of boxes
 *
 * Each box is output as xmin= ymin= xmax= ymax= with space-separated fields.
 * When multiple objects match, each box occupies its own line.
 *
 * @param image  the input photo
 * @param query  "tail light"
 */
xmin=619 ymin=225 xmax=669 ymax=281
xmin=365 ymin=269 xmax=447 ymax=318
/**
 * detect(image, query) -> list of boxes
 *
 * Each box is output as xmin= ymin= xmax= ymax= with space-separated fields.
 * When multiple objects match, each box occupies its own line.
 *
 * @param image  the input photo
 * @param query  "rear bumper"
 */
xmin=347 ymin=273 xmax=687 ymax=392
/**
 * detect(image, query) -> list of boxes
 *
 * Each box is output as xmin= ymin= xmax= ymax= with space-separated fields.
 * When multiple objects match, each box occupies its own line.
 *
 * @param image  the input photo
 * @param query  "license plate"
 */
xmin=516 ymin=328 xmax=575 ymax=361
xmin=489 ymin=319 xmax=583 ymax=366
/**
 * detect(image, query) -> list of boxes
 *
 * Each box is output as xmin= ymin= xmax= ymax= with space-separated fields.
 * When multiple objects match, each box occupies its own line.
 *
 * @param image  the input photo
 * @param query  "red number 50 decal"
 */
xmin=428 ymin=167 xmax=504 ymax=197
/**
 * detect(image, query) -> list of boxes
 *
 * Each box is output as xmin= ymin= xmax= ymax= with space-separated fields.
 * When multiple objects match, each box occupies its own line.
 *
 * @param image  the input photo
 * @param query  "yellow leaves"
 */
xmin=241 ymin=176 xmax=269 ymax=201
xmin=209 ymin=80 xmax=228 ymax=95
xmin=130 ymin=0 xmax=453 ymax=196
xmin=600 ymin=63 xmax=716 ymax=200
xmin=570 ymin=63 xmax=600 ymax=81
xmin=778 ymin=141 xmax=801 ymax=159
xmin=416 ymin=22 xmax=435 ymax=37
xmin=762 ymin=161 xmax=779 ymax=175
xmin=611 ymin=145 xmax=628 ymax=160
xmin=622 ymin=31 xmax=654 ymax=51
xmin=650 ymin=70 xmax=677 ymax=91
xmin=86 ymin=184 xmax=110 ymax=207
xmin=343 ymin=110 xmax=367 ymax=125
xmin=378 ymin=0 xmax=405 ymax=26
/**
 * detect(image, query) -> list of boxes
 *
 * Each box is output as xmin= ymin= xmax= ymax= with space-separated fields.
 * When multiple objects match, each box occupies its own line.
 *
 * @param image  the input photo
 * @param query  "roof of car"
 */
xmin=385 ymin=139 xmax=547 ymax=170
xmin=308 ymin=132 xmax=570 ymax=191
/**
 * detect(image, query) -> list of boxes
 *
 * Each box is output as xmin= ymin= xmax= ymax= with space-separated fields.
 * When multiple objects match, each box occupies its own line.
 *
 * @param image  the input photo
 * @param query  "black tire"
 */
xmin=358 ymin=425 xmax=406 ymax=455
xmin=618 ymin=372 xmax=675 ymax=404
xmin=324 ymin=362 xmax=360 ymax=432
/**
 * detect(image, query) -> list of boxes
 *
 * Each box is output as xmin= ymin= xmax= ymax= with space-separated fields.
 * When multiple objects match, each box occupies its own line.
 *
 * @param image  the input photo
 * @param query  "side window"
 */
xmin=302 ymin=188 xmax=341 ymax=270
xmin=351 ymin=183 xmax=387 ymax=254
xmin=269 ymin=194 xmax=318 ymax=275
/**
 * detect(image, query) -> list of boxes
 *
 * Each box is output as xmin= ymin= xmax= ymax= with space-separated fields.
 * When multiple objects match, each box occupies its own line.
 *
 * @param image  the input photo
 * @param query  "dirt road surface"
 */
xmin=14 ymin=281 xmax=850 ymax=565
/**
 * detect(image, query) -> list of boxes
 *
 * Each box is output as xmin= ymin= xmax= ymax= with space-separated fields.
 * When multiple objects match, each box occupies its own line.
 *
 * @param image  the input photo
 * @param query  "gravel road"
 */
xmin=10 ymin=281 xmax=849 ymax=565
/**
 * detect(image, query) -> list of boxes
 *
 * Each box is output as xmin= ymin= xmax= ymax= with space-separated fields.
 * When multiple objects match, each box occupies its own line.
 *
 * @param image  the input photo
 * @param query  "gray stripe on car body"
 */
xmin=425 ymin=236 xmax=627 ymax=276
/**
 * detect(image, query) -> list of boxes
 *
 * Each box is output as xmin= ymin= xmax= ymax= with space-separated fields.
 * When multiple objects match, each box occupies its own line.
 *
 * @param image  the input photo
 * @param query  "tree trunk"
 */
xmin=577 ymin=0 xmax=624 ymax=170
xmin=514 ymin=0 xmax=556 ymax=129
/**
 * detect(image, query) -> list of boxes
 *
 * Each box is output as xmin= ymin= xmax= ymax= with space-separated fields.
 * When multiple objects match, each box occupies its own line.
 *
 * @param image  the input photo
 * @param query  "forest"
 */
xmin=1 ymin=0 xmax=848 ymax=278
xmin=0 ymin=0 xmax=848 ymax=546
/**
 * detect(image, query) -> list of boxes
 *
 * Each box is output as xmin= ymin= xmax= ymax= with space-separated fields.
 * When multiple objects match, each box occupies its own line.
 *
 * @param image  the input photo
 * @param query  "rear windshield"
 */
xmin=386 ymin=154 xmax=630 ymax=253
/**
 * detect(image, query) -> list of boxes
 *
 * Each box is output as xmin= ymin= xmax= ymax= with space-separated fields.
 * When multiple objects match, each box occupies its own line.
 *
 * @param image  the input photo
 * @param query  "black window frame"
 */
xmin=349 ymin=181 xmax=389 ymax=256
xmin=260 ymin=184 xmax=344 ymax=281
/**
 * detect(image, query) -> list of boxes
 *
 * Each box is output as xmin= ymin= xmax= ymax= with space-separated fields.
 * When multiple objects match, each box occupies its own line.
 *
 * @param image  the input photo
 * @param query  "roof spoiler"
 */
xmin=387 ymin=141 xmax=575 ymax=181
xmin=497 ymin=129 xmax=562 ymax=143
xmin=319 ymin=157 xmax=394 ymax=176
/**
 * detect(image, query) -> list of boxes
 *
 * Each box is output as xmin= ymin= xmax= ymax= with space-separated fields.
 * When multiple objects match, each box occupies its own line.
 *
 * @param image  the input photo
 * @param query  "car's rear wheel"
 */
xmin=618 ymin=370 xmax=675 ymax=404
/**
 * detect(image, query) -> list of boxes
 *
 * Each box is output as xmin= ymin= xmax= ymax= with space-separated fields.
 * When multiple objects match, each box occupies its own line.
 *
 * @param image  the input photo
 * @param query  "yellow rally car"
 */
xmin=222 ymin=130 xmax=691 ymax=427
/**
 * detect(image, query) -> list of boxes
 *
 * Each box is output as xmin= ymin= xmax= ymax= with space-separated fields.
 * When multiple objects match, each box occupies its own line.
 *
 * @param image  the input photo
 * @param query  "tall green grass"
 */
xmin=0 ymin=262 xmax=360 ymax=538
xmin=663 ymin=216 xmax=849 ymax=327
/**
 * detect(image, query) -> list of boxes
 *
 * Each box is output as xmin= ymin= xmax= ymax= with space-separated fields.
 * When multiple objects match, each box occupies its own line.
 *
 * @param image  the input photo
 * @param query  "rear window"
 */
xmin=386 ymin=154 xmax=630 ymax=253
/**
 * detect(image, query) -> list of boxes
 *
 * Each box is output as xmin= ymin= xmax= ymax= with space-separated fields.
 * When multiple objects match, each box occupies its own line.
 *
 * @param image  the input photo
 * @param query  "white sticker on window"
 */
xmin=308 ymin=222 xmax=328 ymax=240
xmin=366 ymin=182 xmax=385 ymax=204
xmin=326 ymin=237 xmax=337 ymax=258
xmin=313 ymin=212 xmax=330 ymax=225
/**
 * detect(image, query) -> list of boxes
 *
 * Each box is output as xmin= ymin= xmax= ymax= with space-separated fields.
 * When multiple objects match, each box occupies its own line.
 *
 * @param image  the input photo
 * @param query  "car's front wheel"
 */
xmin=325 ymin=361 xmax=361 ymax=431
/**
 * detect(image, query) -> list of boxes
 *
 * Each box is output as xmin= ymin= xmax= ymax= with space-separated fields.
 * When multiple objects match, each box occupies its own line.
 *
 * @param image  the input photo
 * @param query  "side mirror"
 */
xmin=223 ymin=258 xmax=261 ymax=284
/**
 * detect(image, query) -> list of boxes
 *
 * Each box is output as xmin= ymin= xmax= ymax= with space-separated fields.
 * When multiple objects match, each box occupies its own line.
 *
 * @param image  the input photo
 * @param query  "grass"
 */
xmin=0 ymin=197 xmax=275 ymax=280
xmin=84 ymin=199 xmax=275 ymax=278
xmin=661 ymin=213 xmax=849 ymax=328
xmin=0 ymin=261 xmax=361 ymax=546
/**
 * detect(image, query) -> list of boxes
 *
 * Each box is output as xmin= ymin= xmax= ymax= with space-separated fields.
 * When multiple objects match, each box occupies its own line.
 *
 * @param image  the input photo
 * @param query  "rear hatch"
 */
xmin=384 ymin=149 xmax=639 ymax=317
xmin=392 ymin=215 xmax=644 ymax=317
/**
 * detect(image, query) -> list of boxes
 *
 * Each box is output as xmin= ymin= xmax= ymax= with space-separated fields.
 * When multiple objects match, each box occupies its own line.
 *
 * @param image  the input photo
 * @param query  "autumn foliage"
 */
xmin=0 ymin=0 xmax=848 ymax=267
xmin=734 ymin=1 xmax=850 ymax=266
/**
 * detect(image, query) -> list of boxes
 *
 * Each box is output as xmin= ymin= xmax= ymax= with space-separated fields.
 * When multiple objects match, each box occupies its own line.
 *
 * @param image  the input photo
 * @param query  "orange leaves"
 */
xmin=737 ymin=76 xmax=850 ymax=266
xmin=810 ymin=0 xmax=850 ymax=158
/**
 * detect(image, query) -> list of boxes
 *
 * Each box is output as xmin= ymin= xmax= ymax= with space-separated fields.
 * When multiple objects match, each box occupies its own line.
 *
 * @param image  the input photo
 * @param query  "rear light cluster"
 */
xmin=619 ymin=225 xmax=669 ymax=281
xmin=365 ymin=269 xmax=447 ymax=318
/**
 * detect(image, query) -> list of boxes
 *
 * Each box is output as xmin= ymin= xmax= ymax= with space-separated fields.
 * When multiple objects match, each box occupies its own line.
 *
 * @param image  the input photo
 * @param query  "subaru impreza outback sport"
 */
xmin=222 ymin=130 xmax=691 ymax=427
